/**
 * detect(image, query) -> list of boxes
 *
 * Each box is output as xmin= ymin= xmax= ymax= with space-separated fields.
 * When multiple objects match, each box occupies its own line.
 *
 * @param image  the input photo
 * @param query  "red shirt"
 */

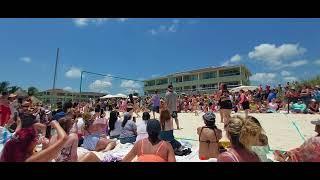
xmin=0 ymin=104 xmax=11 ymax=126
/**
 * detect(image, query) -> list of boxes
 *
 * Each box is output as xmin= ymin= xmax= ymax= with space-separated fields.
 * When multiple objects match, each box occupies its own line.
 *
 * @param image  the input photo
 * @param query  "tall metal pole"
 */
xmin=52 ymin=48 xmax=60 ymax=108
xmin=79 ymin=71 xmax=84 ymax=102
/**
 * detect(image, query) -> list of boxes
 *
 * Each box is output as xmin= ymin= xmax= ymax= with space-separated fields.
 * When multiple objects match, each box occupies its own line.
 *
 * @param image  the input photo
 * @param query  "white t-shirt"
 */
xmin=136 ymin=120 xmax=148 ymax=142
xmin=109 ymin=118 xmax=122 ymax=137
xmin=77 ymin=117 xmax=85 ymax=134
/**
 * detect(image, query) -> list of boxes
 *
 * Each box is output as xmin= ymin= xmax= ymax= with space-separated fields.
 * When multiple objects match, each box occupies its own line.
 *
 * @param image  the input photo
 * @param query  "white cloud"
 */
xmin=281 ymin=70 xmax=291 ymax=76
xmin=314 ymin=59 xmax=320 ymax=65
xmin=20 ymin=57 xmax=31 ymax=63
xmin=149 ymin=19 xmax=180 ymax=35
xmin=89 ymin=76 xmax=112 ymax=92
xmin=283 ymin=76 xmax=298 ymax=82
xmin=230 ymin=54 xmax=242 ymax=63
xmin=222 ymin=54 xmax=242 ymax=66
xmin=250 ymin=73 xmax=277 ymax=84
xmin=65 ymin=67 xmax=82 ymax=78
xmin=63 ymin=86 xmax=73 ymax=91
xmin=248 ymin=43 xmax=306 ymax=65
xmin=120 ymin=80 xmax=141 ymax=89
xmin=278 ymin=60 xmax=308 ymax=69
xmin=73 ymin=18 xmax=128 ymax=27
xmin=287 ymin=60 xmax=308 ymax=67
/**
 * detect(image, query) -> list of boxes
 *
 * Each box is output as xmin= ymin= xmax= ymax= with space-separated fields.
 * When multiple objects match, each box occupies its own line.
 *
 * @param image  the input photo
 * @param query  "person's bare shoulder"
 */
xmin=217 ymin=152 xmax=235 ymax=162
xmin=69 ymin=133 xmax=78 ymax=141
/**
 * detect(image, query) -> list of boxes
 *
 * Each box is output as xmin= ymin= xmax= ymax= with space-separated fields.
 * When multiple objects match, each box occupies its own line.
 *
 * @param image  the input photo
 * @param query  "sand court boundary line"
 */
xmin=282 ymin=113 xmax=307 ymax=141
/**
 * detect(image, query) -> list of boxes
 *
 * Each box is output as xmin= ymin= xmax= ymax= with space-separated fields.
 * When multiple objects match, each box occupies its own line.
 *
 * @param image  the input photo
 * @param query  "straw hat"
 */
xmin=9 ymin=93 xmax=17 ymax=98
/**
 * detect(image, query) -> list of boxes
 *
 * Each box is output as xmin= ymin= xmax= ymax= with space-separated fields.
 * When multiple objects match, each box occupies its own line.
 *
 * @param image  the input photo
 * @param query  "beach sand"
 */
xmin=132 ymin=111 xmax=320 ymax=151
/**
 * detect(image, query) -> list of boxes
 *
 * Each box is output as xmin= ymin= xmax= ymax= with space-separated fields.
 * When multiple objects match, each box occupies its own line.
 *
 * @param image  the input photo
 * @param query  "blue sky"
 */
xmin=0 ymin=18 xmax=320 ymax=94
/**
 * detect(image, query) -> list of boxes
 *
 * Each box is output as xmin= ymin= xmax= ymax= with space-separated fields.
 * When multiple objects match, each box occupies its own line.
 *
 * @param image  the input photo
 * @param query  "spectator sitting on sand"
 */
xmin=108 ymin=110 xmax=122 ymax=139
xmin=197 ymin=112 xmax=222 ymax=160
xmin=82 ymin=112 xmax=116 ymax=152
xmin=267 ymin=98 xmax=278 ymax=113
xmin=49 ymin=116 xmax=78 ymax=162
xmin=159 ymin=110 xmax=183 ymax=151
xmin=249 ymin=100 xmax=259 ymax=113
xmin=217 ymin=115 xmax=262 ymax=162
xmin=119 ymin=112 xmax=137 ymax=144
xmin=122 ymin=119 xmax=176 ymax=162
xmin=308 ymin=99 xmax=319 ymax=114
xmin=247 ymin=116 xmax=271 ymax=162
xmin=136 ymin=112 xmax=150 ymax=142
xmin=291 ymin=99 xmax=307 ymax=114
xmin=0 ymin=114 xmax=67 ymax=162
xmin=274 ymin=119 xmax=320 ymax=162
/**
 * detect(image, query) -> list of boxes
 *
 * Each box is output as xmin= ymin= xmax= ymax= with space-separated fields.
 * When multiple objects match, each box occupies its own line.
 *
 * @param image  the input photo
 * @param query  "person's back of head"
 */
xmin=202 ymin=112 xmax=216 ymax=129
xmin=0 ymin=127 xmax=36 ymax=162
xmin=142 ymin=112 xmax=150 ymax=121
xmin=226 ymin=116 xmax=262 ymax=150
xmin=58 ymin=117 xmax=73 ymax=134
xmin=109 ymin=111 xmax=118 ymax=131
xmin=122 ymin=112 xmax=132 ymax=127
xmin=147 ymin=119 xmax=161 ymax=144
xmin=20 ymin=113 xmax=37 ymax=128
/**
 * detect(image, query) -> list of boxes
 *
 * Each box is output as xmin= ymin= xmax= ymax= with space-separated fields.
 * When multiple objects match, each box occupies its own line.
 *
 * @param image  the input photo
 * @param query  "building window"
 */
xmin=201 ymin=72 xmax=216 ymax=79
xmin=200 ymin=84 xmax=217 ymax=90
xmin=156 ymin=78 xmax=168 ymax=85
xmin=183 ymin=74 xmax=198 ymax=81
xmin=175 ymin=76 xmax=182 ymax=83
xmin=184 ymin=86 xmax=191 ymax=90
xmin=219 ymin=68 xmax=240 ymax=77
xmin=145 ymin=80 xmax=155 ymax=87
xmin=175 ymin=87 xmax=183 ymax=91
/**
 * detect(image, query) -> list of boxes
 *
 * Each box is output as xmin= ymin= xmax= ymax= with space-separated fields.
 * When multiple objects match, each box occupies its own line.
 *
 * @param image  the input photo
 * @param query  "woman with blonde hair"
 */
xmin=217 ymin=115 xmax=262 ymax=162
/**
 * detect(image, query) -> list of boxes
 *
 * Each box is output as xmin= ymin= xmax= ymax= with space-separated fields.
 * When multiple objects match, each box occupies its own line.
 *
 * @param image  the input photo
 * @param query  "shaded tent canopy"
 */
xmin=230 ymin=86 xmax=258 ymax=93
xmin=100 ymin=94 xmax=128 ymax=99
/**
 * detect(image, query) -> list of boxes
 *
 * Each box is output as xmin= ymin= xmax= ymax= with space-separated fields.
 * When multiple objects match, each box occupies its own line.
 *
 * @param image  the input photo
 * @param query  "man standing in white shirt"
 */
xmin=165 ymin=85 xmax=181 ymax=130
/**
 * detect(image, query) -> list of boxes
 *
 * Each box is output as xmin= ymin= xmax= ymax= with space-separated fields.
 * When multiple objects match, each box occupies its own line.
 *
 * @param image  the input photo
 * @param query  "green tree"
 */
xmin=8 ymin=86 xmax=21 ymax=94
xmin=0 ymin=81 xmax=10 ymax=93
xmin=28 ymin=86 xmax=39 ymax=97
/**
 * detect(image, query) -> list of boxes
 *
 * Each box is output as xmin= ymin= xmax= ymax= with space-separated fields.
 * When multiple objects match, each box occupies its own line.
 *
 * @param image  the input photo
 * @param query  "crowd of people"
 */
xmin=0 ymin=81 xmax=319 ymax=162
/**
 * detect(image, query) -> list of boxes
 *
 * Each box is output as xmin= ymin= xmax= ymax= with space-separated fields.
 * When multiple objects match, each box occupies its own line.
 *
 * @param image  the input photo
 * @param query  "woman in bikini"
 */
xmin=217 ymin=115 xmax=262 ymax=162
xmin=217 ymin=83 xmax=232 ymax=125
xmin=122 ymin=119 xmax=176 ymax=162
xmin=197 ymin=112 xmax=222 ymax=160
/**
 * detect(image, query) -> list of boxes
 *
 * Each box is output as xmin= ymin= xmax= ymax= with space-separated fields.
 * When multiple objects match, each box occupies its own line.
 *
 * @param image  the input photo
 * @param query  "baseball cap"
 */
xmin=203 ymin=112 xmax=216 ymax=122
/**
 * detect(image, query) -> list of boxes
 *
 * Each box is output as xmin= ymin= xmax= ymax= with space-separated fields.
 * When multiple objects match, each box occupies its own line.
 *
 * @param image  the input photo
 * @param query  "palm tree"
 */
xmin=0 ymin=81 xmax=10 ymax=93
xmin=28 ymin=86 xmax=39 ymax=97
xmin=8 ymin=86 xmax=21 ymax=94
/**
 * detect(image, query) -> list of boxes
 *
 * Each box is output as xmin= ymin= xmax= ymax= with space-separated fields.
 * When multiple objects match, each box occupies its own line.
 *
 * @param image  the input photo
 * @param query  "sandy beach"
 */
xmin=132 ymin=111 xmax=320 ymax=152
